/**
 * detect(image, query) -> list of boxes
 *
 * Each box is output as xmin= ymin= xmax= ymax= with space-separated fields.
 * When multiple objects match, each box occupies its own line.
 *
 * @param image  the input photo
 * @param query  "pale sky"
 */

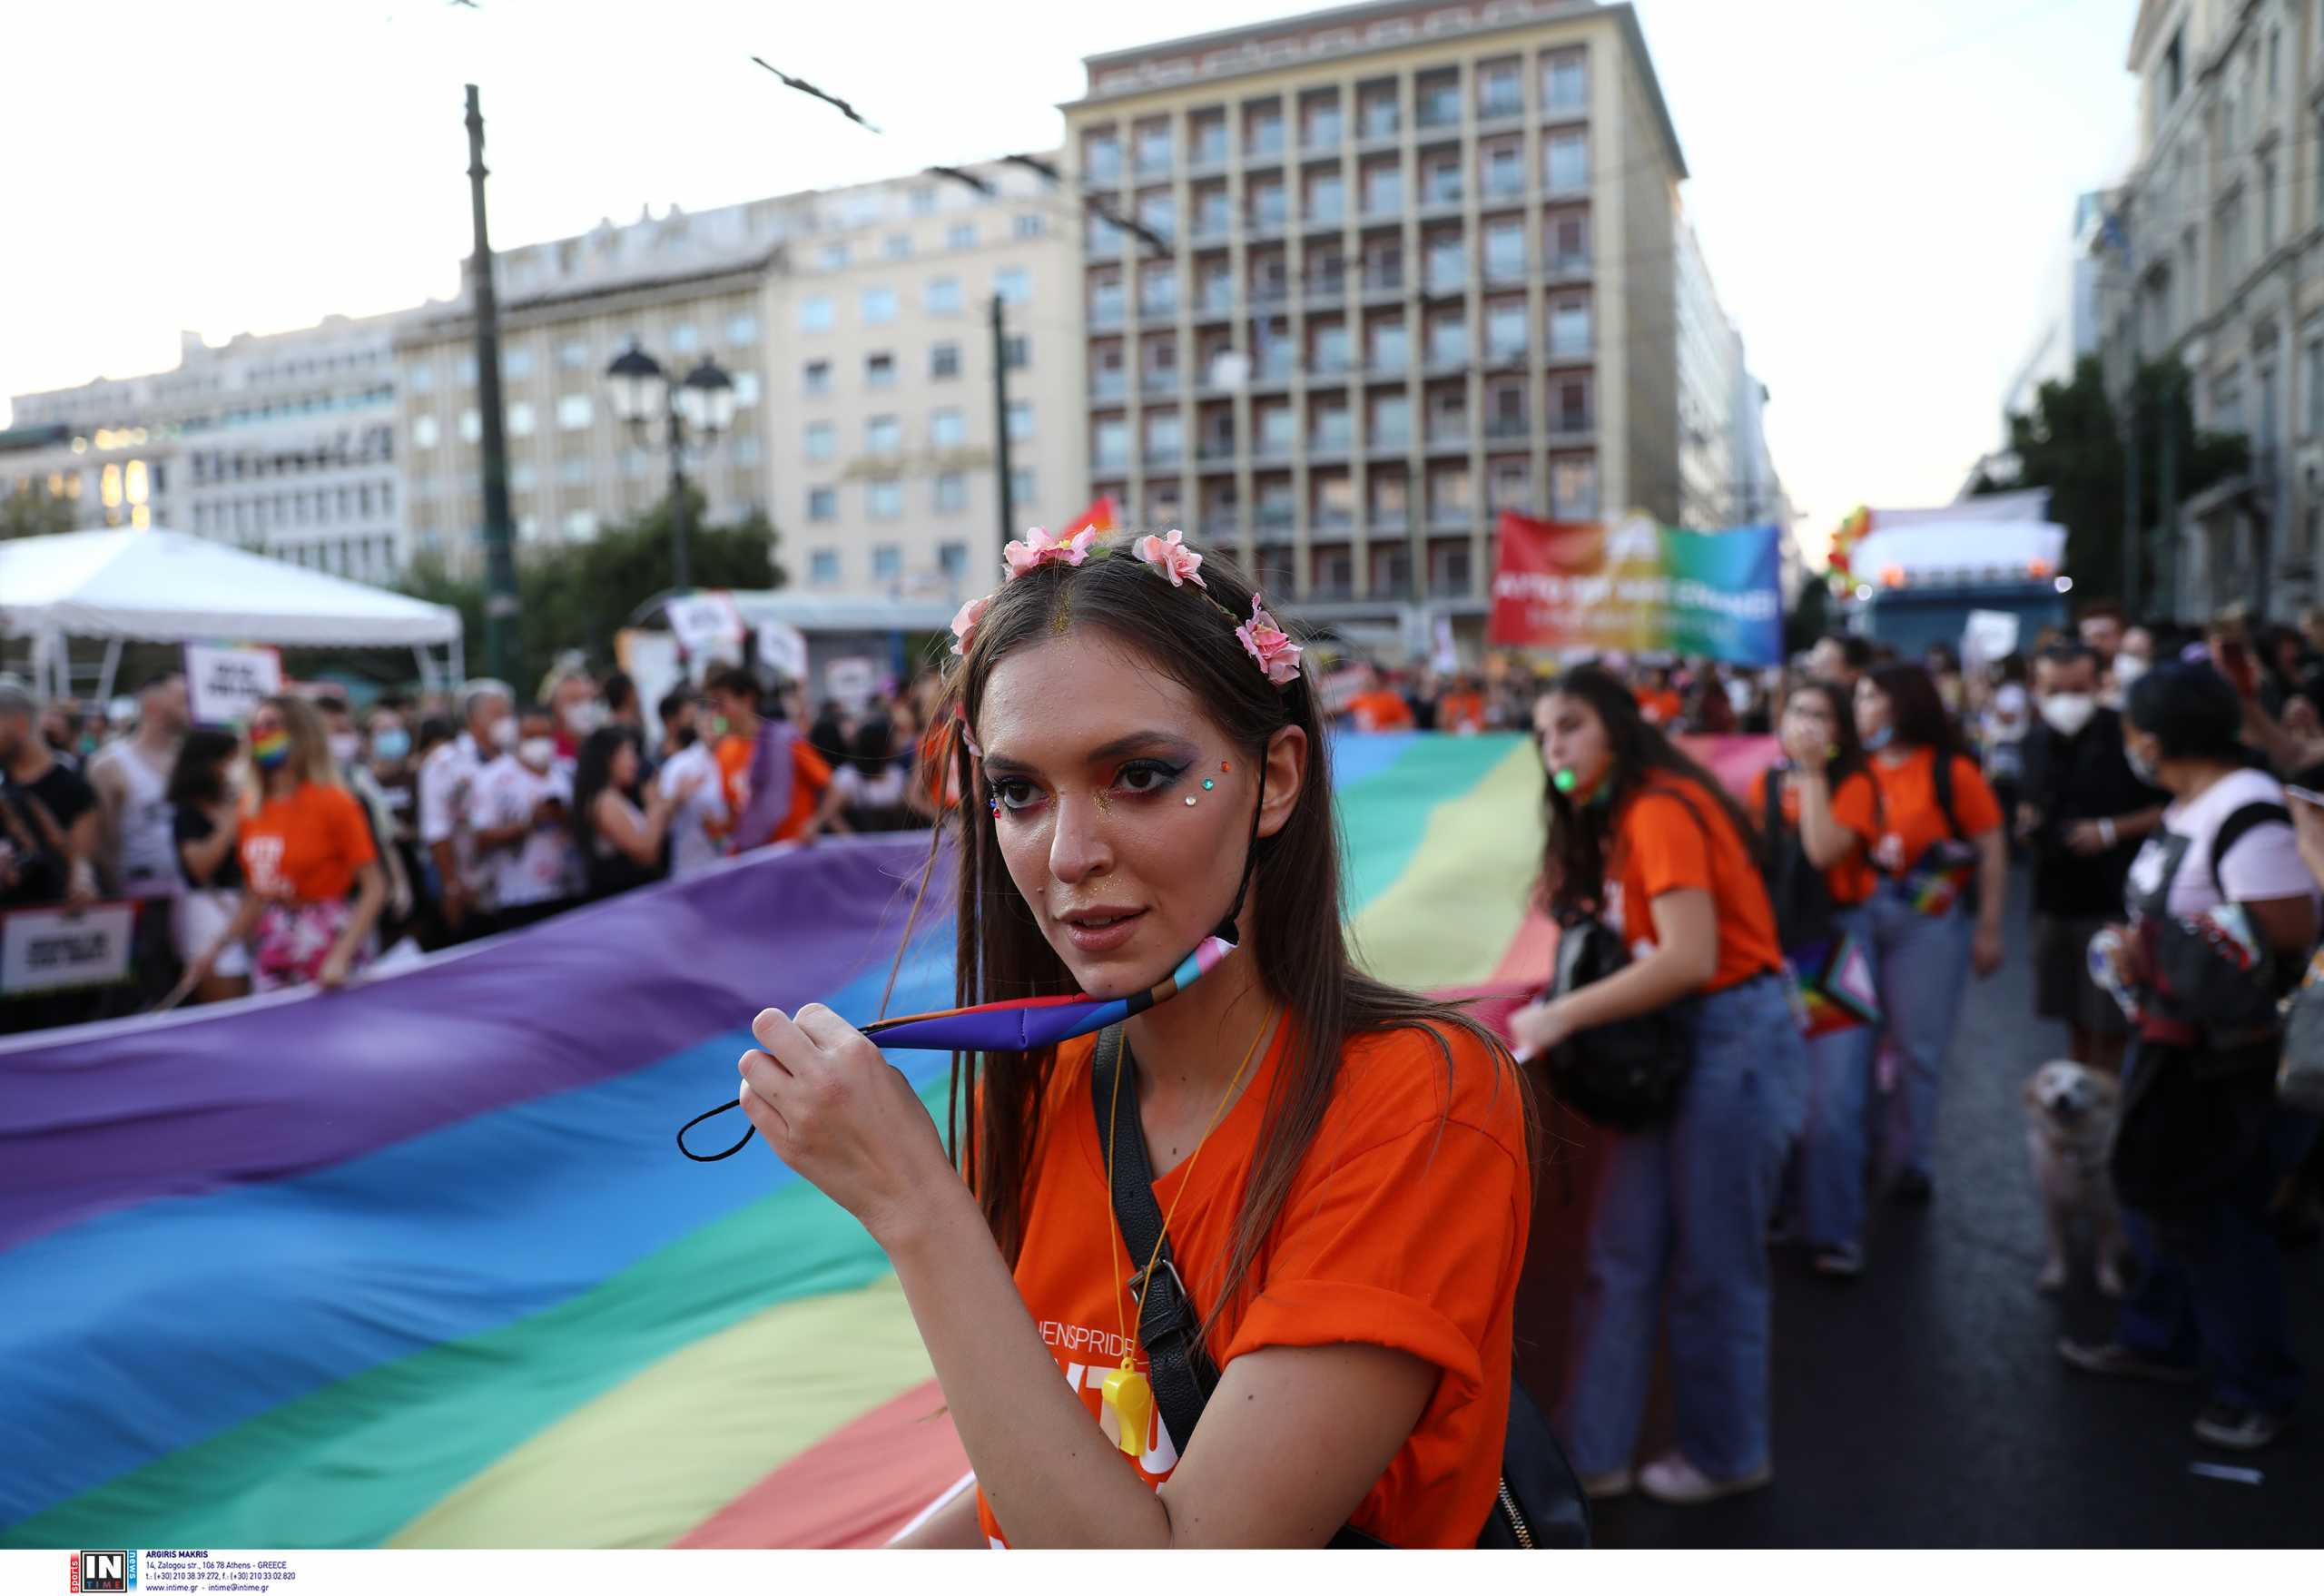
xmin=0 ymin=0 xmax=2134 ymax=557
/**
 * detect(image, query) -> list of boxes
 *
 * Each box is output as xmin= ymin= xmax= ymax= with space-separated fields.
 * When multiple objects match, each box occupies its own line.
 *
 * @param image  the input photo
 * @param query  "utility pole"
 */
xmin=665 ymin=402 xmax=693 ymax=594
xmin=991 ymin=293 xmax=1015 ymax=565
xmin=464 ymin=84 xmax=519 ymax=686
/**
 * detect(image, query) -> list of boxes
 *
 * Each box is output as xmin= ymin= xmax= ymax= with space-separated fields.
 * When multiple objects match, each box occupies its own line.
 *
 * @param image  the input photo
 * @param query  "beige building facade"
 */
xmin=1062 ymin=0 xmax=1686 ymax=648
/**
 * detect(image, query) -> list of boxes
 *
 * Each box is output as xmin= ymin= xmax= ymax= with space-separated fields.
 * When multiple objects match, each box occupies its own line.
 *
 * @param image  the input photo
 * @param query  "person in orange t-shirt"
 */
xmin=727 ymin=532 xmax=1532 ymax=1548
xmin=1747 ymin=678 xmax=1883 ymax=1275
xmin=1855 ymin=664 xmax=2005 ymax=1203
xmin=1436 ymin=678 xmax=1487 ymax=735
xmin=1346 ymin=669 xmax=1415 ymax=734
xmin=177 ymin=694 xmax=386 ymax=997
xmin=1512 ymin=664 xmax=1803 ymax=1506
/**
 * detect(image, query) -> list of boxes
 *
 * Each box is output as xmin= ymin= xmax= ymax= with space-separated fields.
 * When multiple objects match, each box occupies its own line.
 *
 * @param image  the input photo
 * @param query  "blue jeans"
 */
xmin=2115 ymin=1046 xmax=2319 ymax=1415
xmin=1866 ymin=882 xmax=1973 ymax=1182
xmin=1796 ymin=907 xmax=1880 ymax=1250
xmin=1558 ymin=975 xmax=1807 ymax=1480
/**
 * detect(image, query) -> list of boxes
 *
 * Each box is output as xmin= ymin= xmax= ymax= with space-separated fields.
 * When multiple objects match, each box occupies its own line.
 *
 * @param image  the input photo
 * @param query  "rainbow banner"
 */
xmin=0 ymin=731 xmax=1604 ymax=1552
xmin=1487 ymin=509 xmax=1785 ymax=665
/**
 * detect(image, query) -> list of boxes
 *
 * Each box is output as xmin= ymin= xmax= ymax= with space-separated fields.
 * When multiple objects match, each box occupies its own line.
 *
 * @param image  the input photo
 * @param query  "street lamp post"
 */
xmin=605 ymin=340 xmax=738 ymax=595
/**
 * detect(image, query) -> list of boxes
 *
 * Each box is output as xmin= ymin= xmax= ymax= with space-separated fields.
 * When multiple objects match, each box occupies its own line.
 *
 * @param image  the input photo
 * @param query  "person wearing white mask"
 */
xmin=467 ymin=704 xmax=578 ymax=934
xmin=418 ymin=679 xmax=511 ymax=943
xmin=2106 ymin=625 xmax=2155 ymax=707
xmin=312 ymin=690 xmax=413 ymax=936
xmin=2017 ymin=642 xmax=2164 ymax=1074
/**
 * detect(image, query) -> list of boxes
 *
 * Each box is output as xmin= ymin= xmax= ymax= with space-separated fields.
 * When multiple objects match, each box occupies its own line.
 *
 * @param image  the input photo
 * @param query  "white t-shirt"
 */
xmin=1983 ymin=682 xmax=2030 ymax=745
xmin=418 ymin=733 xmax=491 ymax=898
xmin=468 ymin=755 xmax=576 ymax=909
xmin=2123 ymin=766 xmax=2311 ymax=920
xmin=833 ymin=763 xmax=908 ymax=812
xmin=657 ymin=742 xmax=730 ymax=882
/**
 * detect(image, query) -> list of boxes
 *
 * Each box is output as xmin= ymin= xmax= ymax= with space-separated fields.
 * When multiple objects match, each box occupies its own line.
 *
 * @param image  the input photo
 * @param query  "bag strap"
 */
xmin=2207 ymin=800 xmax=2292 ymax=900
xmin=1932 ymin=750 xmax=1964 ymax=842
xmin=1091 ymin=1023 xmax=1220 ymax=1460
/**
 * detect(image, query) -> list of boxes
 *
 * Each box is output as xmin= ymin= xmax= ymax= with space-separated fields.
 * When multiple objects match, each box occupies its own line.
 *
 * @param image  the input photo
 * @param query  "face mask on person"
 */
xmin=328 ymin=733 xmax=363 ymax=767
xmin=2112 ymin=655 xmax=2150 ymax=693
xmin=1862 ymin=725 xmax=1893 ymax=752
xmin=2038 ymin=693 xmax=2096 ymax=738
xmin=492 ymin=715 xmax=519 ymax=752
xmin=565 ymin=701 xmax=604 ymax=735
xmin=2125 ymin=738 xmax=2160 ymax=786
xmin=251 ymin=730 xmax=290 ymax=771
xmin=371 ymin=726 xmax=410 ymax=763
xmin=517 ymin=735 xmax=556 ymax=772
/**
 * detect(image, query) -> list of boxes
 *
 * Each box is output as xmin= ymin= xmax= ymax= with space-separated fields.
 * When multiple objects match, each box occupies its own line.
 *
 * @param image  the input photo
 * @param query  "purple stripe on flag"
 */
xmin=0 ymin=835 xmax=951 ymax=1254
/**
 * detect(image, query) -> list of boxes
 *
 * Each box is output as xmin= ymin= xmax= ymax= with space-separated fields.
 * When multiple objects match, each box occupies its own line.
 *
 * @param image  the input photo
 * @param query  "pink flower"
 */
xmin=949 ymin=594 xmax=990 ymax=656
xmin=1002 ymin=525 xmax=1096 ymax=579
xmin=1236 ymin=595 xmax=1303 ymax=686
xmin=1134 ymin=528 xmax=1206 ymax=589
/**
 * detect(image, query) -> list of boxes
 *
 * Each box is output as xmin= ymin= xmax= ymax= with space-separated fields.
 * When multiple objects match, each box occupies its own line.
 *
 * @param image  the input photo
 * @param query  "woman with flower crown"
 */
xmin=730 ymin=527 xmax=1534 ymax=1547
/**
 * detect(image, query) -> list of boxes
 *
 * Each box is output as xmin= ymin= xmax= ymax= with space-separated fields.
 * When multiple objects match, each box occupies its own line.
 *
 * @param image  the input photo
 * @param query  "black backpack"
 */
xmin=1760 ymin=767 xmax=1840 ymax=951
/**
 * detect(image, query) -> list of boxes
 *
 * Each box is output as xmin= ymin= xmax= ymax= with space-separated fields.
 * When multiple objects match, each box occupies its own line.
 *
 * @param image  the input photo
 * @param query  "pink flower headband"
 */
xmin=948 ymin=527 xmax=1303 ymax=688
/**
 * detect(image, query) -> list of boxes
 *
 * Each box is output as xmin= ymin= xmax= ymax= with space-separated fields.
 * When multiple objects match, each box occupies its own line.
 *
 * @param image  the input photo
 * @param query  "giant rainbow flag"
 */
xmin=0 ymin=731 xmax=1772 ymax=1550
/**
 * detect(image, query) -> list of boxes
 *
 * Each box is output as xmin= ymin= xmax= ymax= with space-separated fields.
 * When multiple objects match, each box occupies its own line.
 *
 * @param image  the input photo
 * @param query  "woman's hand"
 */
xmin=1781 ymin=721 xmax=1830 ymax=776
xmin=317 ymin=946 xmax=355 ymax=990
xmin=1971 ymin=920 xmax=2004 ymax=979
xmin=739 ymin=1005 xmax=955 ymax=1245
xmin=1509 ymin=998 xmax=1576 ymax=1059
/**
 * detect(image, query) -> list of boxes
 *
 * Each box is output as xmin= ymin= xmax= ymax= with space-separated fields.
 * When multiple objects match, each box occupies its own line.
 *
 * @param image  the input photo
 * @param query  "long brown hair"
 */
xmin=901 ymin=536 xmax=1531 ymax=1335
xmin=1536 ymin=664 xmax=1763 ymax=917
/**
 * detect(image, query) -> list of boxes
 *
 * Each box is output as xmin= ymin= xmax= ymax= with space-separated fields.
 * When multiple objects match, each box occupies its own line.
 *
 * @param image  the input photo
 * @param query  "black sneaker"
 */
xmin=2193 ymin=1404 xmax=2285 ymax=1451
xmin=1890 ymin=1169 xmax=1934 ymax=1206
xmin=2057 ymin=1337 xmax=2200 ymax=1384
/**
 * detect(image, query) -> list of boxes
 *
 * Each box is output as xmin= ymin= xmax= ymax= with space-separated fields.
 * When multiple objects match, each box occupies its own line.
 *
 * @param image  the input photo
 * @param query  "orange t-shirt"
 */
xmin=1867 ymin=748 xmax=2001 ymax=875
xmin=1437 ymin=691 xmax=1485 ymax=734
xmin=973 ymin=1019 xmax=1531 ymax=1550
xmin=1747 ymin=767 xmax=1880 ymax=908
xmin=773 ymin=743 xmax=832 ymax=844
xmin=1636 ymin=688 xmax=1683 ymax=726
xmin=714 ymin=734 xmax=754 ymax=827
xmin=1606 ymin=772 xmax=1784 ymax=993
xmin=1348 ymin=689 xmax=1415 ymax=734
xmin=238 ymin=781 xmax=377 ymax=904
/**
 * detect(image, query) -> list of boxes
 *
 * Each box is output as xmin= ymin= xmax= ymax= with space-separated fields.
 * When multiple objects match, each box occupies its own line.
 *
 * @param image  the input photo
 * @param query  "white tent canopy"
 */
xmin=1 ymin=528 xmax=462 ymax=701
xmin=1849 ymin=519 xmax=2068 ymax=583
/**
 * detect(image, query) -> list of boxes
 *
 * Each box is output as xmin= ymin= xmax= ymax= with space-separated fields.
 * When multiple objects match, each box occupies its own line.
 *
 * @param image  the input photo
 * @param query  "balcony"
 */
xmin=1308 ymin=432 xmax=1354 ymax=459
xmin=1476 ymin=93 xmax=1525 ymax=127
xmin=1138 ymin=296 xmax=1180 ymax=324
xmin=1429 ymin=571 xmax=1475 ymax=598
xmin=1357 ymin=111 xmax=1401 ymax=146
xmin=1255 ymin=504 xmax=1297 ymax=537
xmin=1484 ymin=418 xmax=1531 ymax=444
xmin=1368 ymin=350 xmax=1410 ymax=378
xmin=1091 ymin=452 xmax=1130 ymax=475
xmin=1483 ymin=257 xmax=1529 ymax=287
xmin=1425 ymin=344 xmax=1470 ymax=374
xmin=1196 ymin=283 xmax=1236 ymax=317
xmin=1089 ymin=371 xmax=1128 ymax=400
xmin=1303 ymin=120 xmax=1344 ymax=154
xmin=1417 ymin=187 xmax=1465 ymax=219
xmin=1248 ymin=361 xmax=1295 ymax=391
xmin=1369 ymin=507 xmax=1411 ymax=533
xmin=1144 ymin=447 xmax=1185 ymax=469
xmin=1246 ymin=209 xmax=1289 ymax=240
xmin=1142 ymin=367 xmax=1182 ymax=396
xmin=1089 ymin=300 xmax=1127 ymax=329
xmin=1425 ymin=429 xmax=1472 ymax=454
xmin=1246 ymin=130 xmax=1286 ymax=162
xmin=1196 ymin=438 xmax=1238 ymax=463
xmin=1483 ymin=341 xmax=1529 ymax=368
xmin=1191 ymin=212 xmax=1232 ymax=243
xmin=1133 ymin=151 xmax=1173 ymax=182
xmin=1362 ymin=269 xmax=1407 ymax=302
xmin=1085 ymin=155 xmax=1123 ymax=187
xmin=1188 ymin=137 xmax=1230 ymax=174
xmin=1548 ymin=336 xmax=1594 ymax=365
xmin=1305 ymin=275 xmax=1349 ymax=306
xmin=1416 ymin=94 xmax=1461 ymax=132
xmin=1547 ymin=252 xmax=1593 ymax=284
xmin=1367 ymin=429 xmax=1412 ymax=454
xmin=1309 ymin=352 xmax=1354 ymax=380
xmin=1549 ymin=411 xmax=1596 ymax=439
xmin=1428 ymin=506 xmax=1475 ymax=532
xmin=1253 ymin=435 xmax=1297 ymax=462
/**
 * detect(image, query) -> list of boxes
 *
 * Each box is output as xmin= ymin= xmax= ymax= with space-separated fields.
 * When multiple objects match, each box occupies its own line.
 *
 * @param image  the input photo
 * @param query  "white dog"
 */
xmin=2023 ymin=1059 xmax=2129 ymax=1297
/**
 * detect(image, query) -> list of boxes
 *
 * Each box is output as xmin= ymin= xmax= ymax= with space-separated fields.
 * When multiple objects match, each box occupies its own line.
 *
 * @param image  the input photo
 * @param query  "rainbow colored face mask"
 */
xmin=251 ymin=731 xmax=290 ymax=771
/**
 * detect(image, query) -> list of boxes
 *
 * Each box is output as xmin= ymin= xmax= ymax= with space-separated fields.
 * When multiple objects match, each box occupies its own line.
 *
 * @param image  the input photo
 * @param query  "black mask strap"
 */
xmin=1209 ymin=758 xmax=1268 ymax=946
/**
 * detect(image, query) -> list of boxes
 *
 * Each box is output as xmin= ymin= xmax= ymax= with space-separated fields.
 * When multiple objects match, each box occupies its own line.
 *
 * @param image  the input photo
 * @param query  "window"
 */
xmin=1425 ymin=232 xmax=1465 ymax=292
xmin=1135 ymin=117 xmax=1172 ymax=176
xmin=556 ymin=394 xmax=593 ymax=430
xmin=1245 ymin=99 xmax=1284 ymax=159
xmin=910 ymin=186 xmax=939 ymax=217
xmin=2263 ymin=159 xmax=2280 ymax=251
xmin=799 ymin=296 xmax=834 ymax=332
xmin=950 ymin=222 xmax=978 ymax=249
xmin=935 ymin=472 xmax=969 ymax=512
xmin=866 ymin=352 xmax=896 ymax=388
xmin=1369 ymin=316 xmax=1409 ymax=373
xmin=884 ymin=233 xmax=913 ymax=260
xmin=931 ymin=408 xmax=968 ymax=448
xmin=1363 ymin=160 xmax=1403 ymax=216
xmin=458 ymin=355 xmax=478 ymax=385
xmin=558 ymin=457 xmax=592 ymax=487
xmin=805 ymin=421 xmax=836 ymax=460
xmin=734 ymin=371 xmax=761 ymax=407
xmin=810 ymin=548 xmax=841 ymax=585
xmin=1428 ymin=310 xmax=1467 ymax=368
xmin=1093 ymin=415 xmax=1129 ymax=468
xmin=1482 ymin=140 xmax=1524 ymax=201
xmin=1545 ymin=129 xmax=1587 ymax=193
xmin=927 ymin=275 xmax=962 ymax=314
xmin=1484 ymin=217 xmax=1525 ymax=281
xmin=821 ymin=242 xmax=850 ymax=270
xmin=563 ymin=509 xmax=599 ymax=541
xmin=1552 ymin=455 xmax=1598 ymax=517
xmin=2306 ymin=334 xmax=2324 ymax=436
xmin=867 ymin=415 xmax=901 ymax=454
xmin=412 ymin=414 xmax=439 ymax=449
xmin=862 ymin=288 xmax=898 ymax=324
xmin=807 ymin=487 xmax=838 ymax=521
xmin=1478 ymin=57 xmax=1522 ymax=120
xmin=1190 ymin=110 xmax=1228 ymax=166
xmin=1485 ymin=300 xmax=1528 ymax=361
xmin=1547 ymin=209 xmax=1590 ymax=273
xmin=1551 ymin=297 xmax=1591 ymax=358
xmin=1555 ymin=375 xmax=1592 ymax=434
xmin=1305 ymin=169 xmax=1344 ymax=225
xmin=727 ymin=312 xmax=760 ymax=345
xmin=503 ymin=347 xmax=535 ymax=380
xmin=803 ymin=360 xmax=832 ymax=395
xmin=1301 ymin=92 xmax=1342 ymax=151
xmin=408 ymin=364 xmax=436 ymax=393
xmin=1010 ymin=468 xmax=1035 ymax=509
xmin=872 ymin=543 xmax=903 ymax=579
xmin=1370 ymin=391 xmax=1411 ymax=448
xmin=1008 ymin=399 xmax=1033 ymax=442
xmin=931 ymin=341 xmax=961 ymax=379
xmin=1002 ymin=334 xmax=1030 ymax=369
xmin=558 ymin=339 xmax=592 ymax=370
xmin=868 ymin=484 xmax=904 ymax=521
xmin=1248 ymin=174 xmax=1288 ymax=230
xmin=940 ymin=540 xmax=970 ymax=579
xmin=1543 ymin=48 xmax=1586 ymax=113
xmin=1084 ymin=129 xmax=1122 ymax=183
xmin=1145 ymin=409 xmax=1183 ymax=463
xmin=995 ymin=266 xmax=1031 ymax=305
xmin=1421 ymin=151 xmax=1462 ymax=206
xmin=1417 ymin=68 xmax=1459 ymax=129
xmin=670 ymin=323 xmax=700 ymax=354
xmin=1014 ymin=213 xmax=1045 ymax=239
xmin=508 ymin=401 xmax=536 ymax=437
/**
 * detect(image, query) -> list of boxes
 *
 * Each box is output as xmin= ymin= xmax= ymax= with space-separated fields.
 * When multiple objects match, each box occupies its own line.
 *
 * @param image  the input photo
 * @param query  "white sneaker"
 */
xmin=1636 ymin=1453 xmax=1772 ymax=1505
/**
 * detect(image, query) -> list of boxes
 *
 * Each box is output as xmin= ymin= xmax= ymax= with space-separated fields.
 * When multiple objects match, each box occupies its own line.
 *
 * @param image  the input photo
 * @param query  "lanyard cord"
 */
xmin=1106 ymin=1003 xmax=1278 ymax=1361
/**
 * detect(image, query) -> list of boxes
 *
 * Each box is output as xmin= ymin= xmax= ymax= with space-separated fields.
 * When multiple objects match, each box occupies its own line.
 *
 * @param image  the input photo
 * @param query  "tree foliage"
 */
xmin=398 ymin=487 xmax=784 ymax=695
xmin=1987 ymin=355 xmax=2248 ymax=606
xmin=0 ymin=486 xmax=77 ymax=541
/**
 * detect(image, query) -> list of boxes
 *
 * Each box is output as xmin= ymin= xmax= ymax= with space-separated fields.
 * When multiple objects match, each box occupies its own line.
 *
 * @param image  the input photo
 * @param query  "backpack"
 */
xmin=1760 ymin=768 xmax=1839 ymax=951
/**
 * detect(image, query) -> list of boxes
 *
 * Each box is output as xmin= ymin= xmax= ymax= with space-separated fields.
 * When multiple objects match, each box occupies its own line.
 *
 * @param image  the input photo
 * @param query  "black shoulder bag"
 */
xmin=1761 ymin=766 xmax=1839 ymax=952
xmin=1091 ymin=1024 xmax=1589 ymax=1550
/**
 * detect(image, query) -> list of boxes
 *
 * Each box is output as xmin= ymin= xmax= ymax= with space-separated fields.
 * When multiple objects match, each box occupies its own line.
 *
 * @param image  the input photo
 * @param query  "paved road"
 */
xmin=1521 ymin=881 xmax=2323 ymax=1548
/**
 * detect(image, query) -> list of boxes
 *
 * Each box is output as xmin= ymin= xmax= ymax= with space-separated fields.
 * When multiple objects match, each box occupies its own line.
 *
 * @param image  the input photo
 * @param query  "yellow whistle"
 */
xmin=1100 ymin=1364 xmax=1154 ymax=1458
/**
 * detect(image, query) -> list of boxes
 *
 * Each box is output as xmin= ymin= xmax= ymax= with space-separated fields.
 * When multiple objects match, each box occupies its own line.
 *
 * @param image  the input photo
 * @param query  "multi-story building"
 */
xmin=1063 ymin=0 xmax=1689 ymax=648
xmin=2102 ymin=0 xmax=2324 ymax=620
xmin=1972 ymin=192 xmax=2110 ymax=493
xmin=4 ymin=314 xmax=408 ymax=581
xmin=773 ymin=162 xmax=1086 ymax=601
xmin=394 ymin=201 xmax=783 ymax=570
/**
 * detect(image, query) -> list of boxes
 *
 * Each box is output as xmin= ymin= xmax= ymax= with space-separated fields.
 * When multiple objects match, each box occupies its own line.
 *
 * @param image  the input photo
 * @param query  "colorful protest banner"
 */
xmin=1487 ymin=510 xmax=1785 ymax=665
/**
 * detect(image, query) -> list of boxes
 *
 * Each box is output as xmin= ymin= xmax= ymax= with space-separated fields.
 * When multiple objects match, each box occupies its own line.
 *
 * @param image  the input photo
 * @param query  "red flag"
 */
xmin=1059 ymin=495 xmax=1118 ymax=537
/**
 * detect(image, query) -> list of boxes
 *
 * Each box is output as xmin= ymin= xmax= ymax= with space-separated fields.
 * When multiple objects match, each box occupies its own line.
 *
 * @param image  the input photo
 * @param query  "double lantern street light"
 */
xmin=604 ymin=340 xmax=737 ymax=595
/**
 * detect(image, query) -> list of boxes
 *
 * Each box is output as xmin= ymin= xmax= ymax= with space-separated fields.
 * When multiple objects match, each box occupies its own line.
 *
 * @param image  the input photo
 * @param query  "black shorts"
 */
xmin=2033 ymin=913 xmax=2128 ymax=1036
